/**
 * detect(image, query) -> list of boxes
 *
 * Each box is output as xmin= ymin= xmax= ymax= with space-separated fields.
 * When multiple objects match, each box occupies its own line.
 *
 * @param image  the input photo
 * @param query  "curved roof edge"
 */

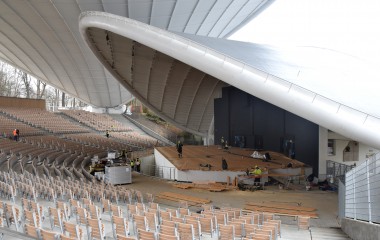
xmin=79 ymin=12 xmax=380 ymax=148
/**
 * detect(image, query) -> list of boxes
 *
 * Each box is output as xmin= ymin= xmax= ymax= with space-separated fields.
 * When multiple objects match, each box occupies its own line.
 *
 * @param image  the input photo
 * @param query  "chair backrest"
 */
xmin=177 ymin=222 xmax=195 ymax=240
xmin=149 ymin=202 xmax=159 ymax=210
xmin=57 ymin=201 xmax=69 ymax=221
xmin=262 ymin=212 xmax=274 ymax=222
xmin=244 ymin=223 xmax=260 ymax=237
xmin=161 ymin=219 xmax=177 ymax=228
xmin=127 ymin=204 xmax=137 ymax=219
xmin=262 ymin=225 xmax=276 ymax=239
xmin=145 ymin=211 xmax=158 ymax=231
xmin=5 ymin=203 xmax=21 ymax=231
xmin=111 ymin=204 xmax=122 ymax=217
xmin=63 ymin=221 xmax=82 ymax=240
xmin=177 ymin=208 xmax=190 ymax=217
xmin=132 ymin=214 xmax=148 ymax=232
xmin=156 ymin=232 xmax=179 ymax=240
xmin=30 ymin=201 xmax=43 ymax=220
xmin=40 ymin=228 xmax=58 ymax=240
xmin=77 ymin=207 xmax=87 ymax=225
xmin=184 ymin=218 xmax=201 ymax=239
xmin=87 ymin=217 xmax=105 ymax=240
xmin=159 ymin=210 xmax=172 ymax=222
xmin=89 ymin=204 xmax=101 ymax=219
xmin=229 ymin=222 xmax=244 ymax=238
xmin=101 ymin=198 xmax=110 ymax=213
xmin=136 ymin=202 xmax=146 ymax=214
xmin=22 ymin=198 xmax=30 ymax=211
xmin=48 ymin=207 xmax=63 ymax=232
xmin=69 ymin=199 xmax=80 ymax=216
xmin=24 ymin=209 xmax=39 ymax=227
xmin=218 ymin=224 xmax=235 ymax=240
xmin=112 ymin=215 xmax=129 ymax=237
xmin=82 ymin=197 xmax=92 ymax=207
xmin=24 ymin=223 xmax=39 ymax=238
xmin=171 ymin=216 xmax=185 ymax=224
xmin=199 ymin=216 xmax=215 ymax=237
xmin=267 ymin=219 xmax=281 ymax=236
xmin=137 ymin=228 xmax=155 ymax=240
xmin=214 ymin=212 xmax=227 ymax=226
xmin=159 ymin=224 xmax=177 ymax=236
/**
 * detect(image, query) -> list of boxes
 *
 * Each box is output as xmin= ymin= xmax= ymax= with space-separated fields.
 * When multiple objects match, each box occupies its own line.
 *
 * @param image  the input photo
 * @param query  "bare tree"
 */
xmin=36 ymin=79 xmax=47 ymax=99
xmin=21 ymin=72 xmax=33 ymax=98
xmin=61 ymin=92 xmax=65 ymax=107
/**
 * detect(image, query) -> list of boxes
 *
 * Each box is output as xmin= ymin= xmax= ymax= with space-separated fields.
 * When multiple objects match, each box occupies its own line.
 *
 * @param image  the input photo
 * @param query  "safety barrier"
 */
xmin=345 ymin=152 xmax=380 ymax=223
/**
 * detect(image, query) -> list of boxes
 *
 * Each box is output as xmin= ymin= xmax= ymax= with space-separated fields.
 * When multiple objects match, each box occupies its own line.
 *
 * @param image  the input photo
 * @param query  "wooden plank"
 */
xmin=245 ymin=202 xmax=317 ymax=212
xmin=156 ymin=192 xmax=211 ymax=204
xmin=244 ymin=205 xmax=318 ymax=218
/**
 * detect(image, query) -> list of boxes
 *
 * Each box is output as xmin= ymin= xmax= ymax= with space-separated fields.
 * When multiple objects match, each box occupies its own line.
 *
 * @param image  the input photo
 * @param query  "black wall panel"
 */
xmin=214 ymin=86 xmax=319 ymax=174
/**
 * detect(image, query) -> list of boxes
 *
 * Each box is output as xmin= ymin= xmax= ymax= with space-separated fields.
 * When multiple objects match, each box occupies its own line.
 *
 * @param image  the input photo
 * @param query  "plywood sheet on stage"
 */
xmin=155 ymin=145 xmax=305 ymax=171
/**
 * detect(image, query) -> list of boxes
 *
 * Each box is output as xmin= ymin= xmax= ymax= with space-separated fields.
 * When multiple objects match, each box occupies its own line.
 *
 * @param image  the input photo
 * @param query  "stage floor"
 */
xmin=155 ymin=145 xmax=305 ymax=172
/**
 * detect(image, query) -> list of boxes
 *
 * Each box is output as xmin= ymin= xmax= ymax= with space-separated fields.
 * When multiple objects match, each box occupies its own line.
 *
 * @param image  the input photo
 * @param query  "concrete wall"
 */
xmin=154 ymin=149 xmax=176 ymax=180
xmin=318 ymin=127 xmax=379 ymax=178
xmin=0 ymin=96 xmax=45 ymax=109
xmin=341 ymin=218 xmax=380 ymax=240
xmin=176 ymin=169 xmax=245 ymax=183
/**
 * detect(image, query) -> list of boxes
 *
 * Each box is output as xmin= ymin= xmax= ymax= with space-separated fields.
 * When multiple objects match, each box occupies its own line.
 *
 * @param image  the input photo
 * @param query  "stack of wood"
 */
xmin=172 ymin=181 xmax=236 ymax=192
xmin=155 ymin=191 xmax=211 ymax=206
xmin=244 ymin=202 xmax=318 ymax=218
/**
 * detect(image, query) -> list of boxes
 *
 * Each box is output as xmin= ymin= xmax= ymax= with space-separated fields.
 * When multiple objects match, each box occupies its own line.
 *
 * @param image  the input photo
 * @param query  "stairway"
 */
xmin=109 ymin=114 xmax=147 ymax=135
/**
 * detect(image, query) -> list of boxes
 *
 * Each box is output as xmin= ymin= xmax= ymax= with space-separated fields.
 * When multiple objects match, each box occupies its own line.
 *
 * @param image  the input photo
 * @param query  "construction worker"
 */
xmin=220 ymin=136 xmax=225 ymax=149
xmin=176 ymin=140 xmax=183 ymax=158
xmin=12 ymin=129 xmax=17 ymax=141
xmin=250 ymin=165 xmax=262 ymax=186
xmin=130 ymin=159 xmax=135 ymax=171
xmin=135 ymin=158 xmax=141 ymax=172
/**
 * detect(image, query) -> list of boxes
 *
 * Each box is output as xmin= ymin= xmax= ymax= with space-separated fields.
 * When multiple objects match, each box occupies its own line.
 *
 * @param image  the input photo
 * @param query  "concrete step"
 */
xmin=311 ymin=227 xmax=351 ymax=240
xmin=280 ymin=225 xmax=311 ymax=240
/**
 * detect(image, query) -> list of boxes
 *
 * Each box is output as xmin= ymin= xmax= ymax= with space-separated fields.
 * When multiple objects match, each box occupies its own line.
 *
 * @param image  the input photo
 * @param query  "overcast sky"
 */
xmin=230 ymin=0 xmax=380 ymax=66
xmin=230 ymin=0 xmax=380 ymax=117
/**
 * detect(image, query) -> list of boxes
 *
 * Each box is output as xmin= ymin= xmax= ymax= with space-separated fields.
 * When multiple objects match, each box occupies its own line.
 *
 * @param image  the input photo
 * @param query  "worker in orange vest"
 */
xmin=13 ymin=129 xmax=17 ymax=141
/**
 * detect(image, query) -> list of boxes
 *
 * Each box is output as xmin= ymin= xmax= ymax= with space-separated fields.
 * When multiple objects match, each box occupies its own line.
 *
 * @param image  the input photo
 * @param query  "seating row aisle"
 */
xmin=0 ymin=107 xmax=164 ymax=151
xmin=0 ymin=170 xmax=285 ymax=240
xmin=0 ymin=107 xmax=90 ymax=134
xmin=0 ymin=115 xmax=46 ymax=138
xmin=61 ymin=110 xmax=132 ymax=132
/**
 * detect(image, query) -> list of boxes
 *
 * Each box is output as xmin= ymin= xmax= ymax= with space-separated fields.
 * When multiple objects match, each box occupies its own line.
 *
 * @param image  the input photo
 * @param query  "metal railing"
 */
xmin=345 ymin=151 xmax=380 ymax=224
xmin=141 ymin=164 xmax=176 ymax=180
xmin=326 ymin=160 xmax=355 ymax=186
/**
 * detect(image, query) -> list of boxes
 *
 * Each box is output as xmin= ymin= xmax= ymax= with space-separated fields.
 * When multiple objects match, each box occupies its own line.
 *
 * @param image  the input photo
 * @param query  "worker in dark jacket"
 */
xmin=176 ymin=140 xmax=183 ymax=158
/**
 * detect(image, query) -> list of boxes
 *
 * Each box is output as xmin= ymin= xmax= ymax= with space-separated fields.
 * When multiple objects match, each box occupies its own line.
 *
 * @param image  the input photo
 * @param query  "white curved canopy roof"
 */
xmin=0 ymin=0 xmax=272 ymax=107
xmin=79 ymin=12 xmax=380 ymax=148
